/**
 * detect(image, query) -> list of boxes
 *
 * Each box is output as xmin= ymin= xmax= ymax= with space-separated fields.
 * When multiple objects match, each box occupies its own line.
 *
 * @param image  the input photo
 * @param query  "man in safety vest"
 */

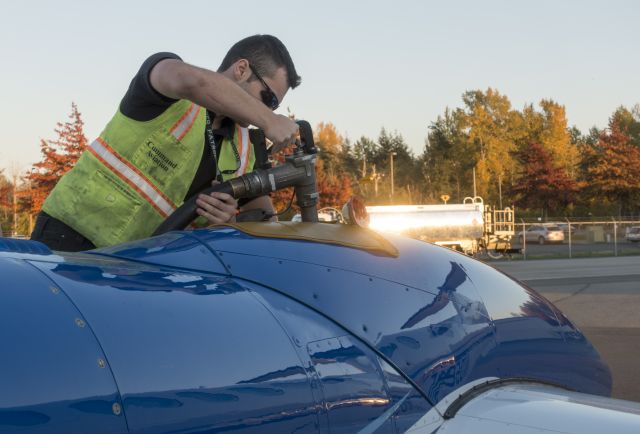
xmin=31 ymin=34 xmax=301 ymax=251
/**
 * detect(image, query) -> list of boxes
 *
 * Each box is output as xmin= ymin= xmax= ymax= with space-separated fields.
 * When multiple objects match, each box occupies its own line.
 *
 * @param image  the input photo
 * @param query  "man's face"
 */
xmin=246 ymin=65 xmax=289 ymax=112
xmin=224 ymin=60 xmax=290 ymax=127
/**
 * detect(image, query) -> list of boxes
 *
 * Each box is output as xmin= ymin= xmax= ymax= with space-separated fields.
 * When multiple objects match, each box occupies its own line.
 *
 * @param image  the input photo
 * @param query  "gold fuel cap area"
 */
xmin=214 ymin=222 xmax=399 ymax=257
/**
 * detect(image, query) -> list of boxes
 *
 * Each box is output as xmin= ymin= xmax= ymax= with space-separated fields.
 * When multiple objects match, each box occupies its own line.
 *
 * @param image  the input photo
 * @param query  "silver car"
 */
xmin=556 ymin=222 xmax=577 ymax=235
xmin=626 ymin=226 xmax=640 ymax=242
xmin=519 ymin=224 xmax=565 ymax=244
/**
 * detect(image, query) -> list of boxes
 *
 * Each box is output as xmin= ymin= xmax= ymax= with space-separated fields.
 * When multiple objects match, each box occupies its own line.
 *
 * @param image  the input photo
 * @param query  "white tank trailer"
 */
xmin=366 ymin=197 xmax=515 ymax=257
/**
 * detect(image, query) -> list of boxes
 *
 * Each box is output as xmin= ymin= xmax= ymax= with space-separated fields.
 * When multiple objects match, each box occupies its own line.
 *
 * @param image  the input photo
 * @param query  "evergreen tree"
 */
xmin=373 ymin=128 xmax=416 ymax=203
xmin=26 ymin=103 xmax=88 ymax=213
xmin=0 ymin=171 xmax=11 ymax=234
xmin=337 ymin=137 xmax=359 ymax=181
xmin=610 ymin=105 xmax=640 ymax=147
xmin=347 ymin=136 xmax=379 ymax=199
xmin=420 ymin=108 xmax=473 ymax=202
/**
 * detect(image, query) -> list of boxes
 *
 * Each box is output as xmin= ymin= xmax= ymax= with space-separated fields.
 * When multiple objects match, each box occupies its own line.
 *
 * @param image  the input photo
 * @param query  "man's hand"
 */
xmin=264 ymin=115 xmax=299 ymax=154
xmin=195 ymin=182 xmax=238 ymax=224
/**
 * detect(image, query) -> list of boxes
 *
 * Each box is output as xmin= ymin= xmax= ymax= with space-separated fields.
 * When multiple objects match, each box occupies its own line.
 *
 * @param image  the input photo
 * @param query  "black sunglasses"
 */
xmin=249 ymin=64 xmax=279 ymax=110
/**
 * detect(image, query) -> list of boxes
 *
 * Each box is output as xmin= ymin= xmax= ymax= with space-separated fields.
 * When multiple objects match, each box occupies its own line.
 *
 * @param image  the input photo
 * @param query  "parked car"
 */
xmin=556 ymin=222 xmax=577 ymax=235
xmin=626 ymin=226 xmax=640 ymax=242
xmin=292 ymin=207 xmax=345 ymax=223
xmin=519 ymin=224 xmax=565 ymax=244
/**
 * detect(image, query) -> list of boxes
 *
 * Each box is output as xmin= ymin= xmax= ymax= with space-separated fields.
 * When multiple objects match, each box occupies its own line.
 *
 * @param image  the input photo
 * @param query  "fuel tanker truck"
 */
xmin=366 ymin=197 xmax=516 ymax=258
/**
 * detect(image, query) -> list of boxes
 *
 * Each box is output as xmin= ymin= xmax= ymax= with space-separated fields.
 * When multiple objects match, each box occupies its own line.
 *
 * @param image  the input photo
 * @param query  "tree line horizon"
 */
xmin=2 ymin=88 xmax=640 ymax=235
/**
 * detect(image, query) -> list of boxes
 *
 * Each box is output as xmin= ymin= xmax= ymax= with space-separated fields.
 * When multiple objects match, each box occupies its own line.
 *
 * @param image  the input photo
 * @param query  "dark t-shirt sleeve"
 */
xmin=119 ymin=52 xmax=183 ymax=121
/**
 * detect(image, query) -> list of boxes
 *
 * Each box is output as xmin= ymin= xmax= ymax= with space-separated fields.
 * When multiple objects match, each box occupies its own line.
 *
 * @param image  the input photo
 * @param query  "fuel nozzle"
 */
xmin=151 ymin=119 xmax=320 ymax=235
xmin=295 ymin=120 xmax=317 ymax=154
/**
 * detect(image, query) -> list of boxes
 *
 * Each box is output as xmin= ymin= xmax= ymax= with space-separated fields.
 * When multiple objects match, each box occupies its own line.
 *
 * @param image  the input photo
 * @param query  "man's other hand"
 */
xmin=195 ymin=181 xmax=238 ymax=224
xmin=265 ymin=115 xmax=299 ymax=154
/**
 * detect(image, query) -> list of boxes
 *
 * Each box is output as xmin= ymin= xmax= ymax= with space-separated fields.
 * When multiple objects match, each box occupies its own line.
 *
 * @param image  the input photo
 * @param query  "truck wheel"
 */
xmin=538 ymin=236 xmax=545 ymax=245
xmin=487 ymin=249 xmax=503 ymax=259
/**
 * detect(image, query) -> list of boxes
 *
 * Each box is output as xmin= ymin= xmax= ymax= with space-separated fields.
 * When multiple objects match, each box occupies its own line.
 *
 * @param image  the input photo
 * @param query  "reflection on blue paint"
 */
xmin=308 ymin=336 xmax=394 ymax=433
xmin=69 ymin=399 xmax=118 ymax=415
xmin=0 ymin=410 xmax=50 ymax=426
xmin=175 ymin=391 xmax=239 ymax=403
xmin=239 ymin=366 xmax=308 ymax=384
xmin=124 ymin=396 xmax=183 ymax=409
xmin=48 ymin=262 xmax=234 ymax=296
xmin=357 ymin=391 xmax=411 ymax=434
xmin=0 ymin=222 xmax=615 ymax=433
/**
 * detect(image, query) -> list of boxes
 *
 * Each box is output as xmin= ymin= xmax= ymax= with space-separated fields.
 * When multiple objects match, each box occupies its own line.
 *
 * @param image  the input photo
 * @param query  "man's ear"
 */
xmin=233 ymin=59 xmax=251 ymax=83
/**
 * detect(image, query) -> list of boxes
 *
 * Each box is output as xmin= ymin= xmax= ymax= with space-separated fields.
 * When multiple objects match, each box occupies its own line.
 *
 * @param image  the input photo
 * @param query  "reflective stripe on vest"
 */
xmin=236 ymin=126 xmax=251 ymax=176
xmin=169 ymin=103 xmax=201 ymax=141
xmin=88 ymin=138 xmax=176 ymax=217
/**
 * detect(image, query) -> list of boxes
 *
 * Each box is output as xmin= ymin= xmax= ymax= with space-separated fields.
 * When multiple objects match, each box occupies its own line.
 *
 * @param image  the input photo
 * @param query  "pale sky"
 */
xmin=1 ymin=0 xmax=638 ymax=175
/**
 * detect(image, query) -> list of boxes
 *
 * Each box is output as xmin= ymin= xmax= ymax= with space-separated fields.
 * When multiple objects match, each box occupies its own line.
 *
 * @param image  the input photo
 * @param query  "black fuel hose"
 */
xmin=152 ymin=182 xmax=234 ymax=236
xmin=153 ymin=120 xmax=318 ymax=236
xmin=152 ymin=160 xmax=315 ymax=236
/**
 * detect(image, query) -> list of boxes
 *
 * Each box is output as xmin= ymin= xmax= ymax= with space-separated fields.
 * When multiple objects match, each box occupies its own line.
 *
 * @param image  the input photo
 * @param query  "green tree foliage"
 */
xmin=0 ymin=171 xmax=33 ymax=236
xmin=373 ymin=129 xmax=416 ymax=203
xmin=609 ymin=105 xmax=640 ymax=147
xmin=339 ymin=129 xmax=417 ymax=204
xmin=419 ymin=108 xmax=472 ymax=202
xmin=351 ymin=136 xmax=377 ymax=177
xmin=0 ymin=171 xmax=11 ymax=234
xmin=337 ymin=137 xmax=358 ymax=181
xmin=568 ymin=125 xmax=583 ymax=146
xmin=347 ymin=136 xmax=379 ymax=198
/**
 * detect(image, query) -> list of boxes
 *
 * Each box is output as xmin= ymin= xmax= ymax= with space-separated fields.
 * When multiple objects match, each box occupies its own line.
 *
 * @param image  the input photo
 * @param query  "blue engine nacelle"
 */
xmin=0 ymin=227 xmax=611 ymax=433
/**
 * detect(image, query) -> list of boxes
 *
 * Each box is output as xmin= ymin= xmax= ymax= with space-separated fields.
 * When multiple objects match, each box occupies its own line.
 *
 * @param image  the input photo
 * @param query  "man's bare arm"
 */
xmin=150 ymin=59 xmax=296 ymax=150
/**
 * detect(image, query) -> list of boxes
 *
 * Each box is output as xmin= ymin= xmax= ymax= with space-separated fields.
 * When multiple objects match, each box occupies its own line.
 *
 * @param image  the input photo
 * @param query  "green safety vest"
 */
xmin=43 ymin=99 xmax=255 ymax=247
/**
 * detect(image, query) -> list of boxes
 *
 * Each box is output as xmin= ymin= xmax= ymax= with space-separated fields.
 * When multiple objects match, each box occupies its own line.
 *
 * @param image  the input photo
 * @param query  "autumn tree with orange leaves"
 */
xmin=313 ymin=122 xmax=354 ymax=207
xmin=510 ymin=142 xmax=578 ymax=218
xmin=26 ymin=103 xmax=88 ymax=213
xmin=0 ymin=171 xmax=12 ymax=234
xmin=581 ymin=119 xmax=640 ymax=216
xmin=270 ymin=122 xmax=353 ymax=216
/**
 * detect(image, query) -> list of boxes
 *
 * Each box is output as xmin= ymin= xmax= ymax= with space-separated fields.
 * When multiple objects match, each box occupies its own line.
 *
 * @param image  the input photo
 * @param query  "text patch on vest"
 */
xmin=130 ymin=128 xmax=194 ymax=191
xmin=146 ymin=139 xmax=178 ymax=172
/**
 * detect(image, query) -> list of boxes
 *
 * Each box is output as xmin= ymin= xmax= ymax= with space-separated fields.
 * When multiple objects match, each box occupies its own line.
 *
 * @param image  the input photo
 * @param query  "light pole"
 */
xmin=390 ymin=151 xmax=397 ymax=202
xmin=11 ymin=171 xmax=17 ymax=237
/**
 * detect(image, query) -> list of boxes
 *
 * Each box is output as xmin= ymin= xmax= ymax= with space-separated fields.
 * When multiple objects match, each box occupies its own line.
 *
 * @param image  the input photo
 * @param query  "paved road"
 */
xmin=512 ymin=240 xmax=640 ymax=258
xmin=492 ymin=256 xmax=640 ymax=402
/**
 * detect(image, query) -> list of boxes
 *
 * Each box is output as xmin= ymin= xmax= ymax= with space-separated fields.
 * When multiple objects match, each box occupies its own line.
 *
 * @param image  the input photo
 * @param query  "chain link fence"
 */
xmin=513 ymin=219 xmax=640 ymax=260
xmin=2 ymin=217 xmax=640 ymax=260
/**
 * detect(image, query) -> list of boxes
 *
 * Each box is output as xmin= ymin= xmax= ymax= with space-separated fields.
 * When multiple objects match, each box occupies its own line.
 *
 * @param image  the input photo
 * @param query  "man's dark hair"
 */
xmin=218 ymin=35 xmax=301 ymax=89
